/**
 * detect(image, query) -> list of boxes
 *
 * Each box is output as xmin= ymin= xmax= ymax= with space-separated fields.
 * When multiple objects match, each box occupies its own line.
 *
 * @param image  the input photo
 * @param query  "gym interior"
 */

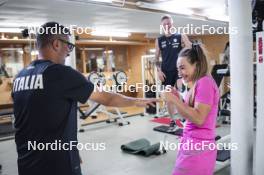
xmin=0 ymin=0 xmax=263 ymax=175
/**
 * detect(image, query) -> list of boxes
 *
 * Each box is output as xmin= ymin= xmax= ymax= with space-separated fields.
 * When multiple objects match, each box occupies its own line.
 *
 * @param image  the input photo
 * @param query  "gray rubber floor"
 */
xmin=0 ymin=115 xmax=231 ymax=175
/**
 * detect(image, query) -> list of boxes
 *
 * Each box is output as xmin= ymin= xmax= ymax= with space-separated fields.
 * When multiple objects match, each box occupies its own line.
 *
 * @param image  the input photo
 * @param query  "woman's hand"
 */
xmin=170 ymin=87 xmax=180 ymax=98
xmin=161 ymin=87 xmax=180 ymax=103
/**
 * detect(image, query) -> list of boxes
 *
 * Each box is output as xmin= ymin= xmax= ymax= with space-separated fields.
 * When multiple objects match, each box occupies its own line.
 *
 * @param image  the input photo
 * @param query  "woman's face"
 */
xmin=177 ymin=56 xmax=196 ymax=83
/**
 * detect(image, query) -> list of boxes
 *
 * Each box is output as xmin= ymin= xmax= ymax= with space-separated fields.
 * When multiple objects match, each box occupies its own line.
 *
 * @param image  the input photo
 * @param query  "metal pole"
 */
xmin=228 ymin=0 xmax=254 ymax=174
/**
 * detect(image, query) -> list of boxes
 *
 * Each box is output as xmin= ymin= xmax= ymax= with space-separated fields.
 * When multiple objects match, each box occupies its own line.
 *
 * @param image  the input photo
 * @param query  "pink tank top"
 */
xmin=183 ymin=75 xmax=220 ymax=140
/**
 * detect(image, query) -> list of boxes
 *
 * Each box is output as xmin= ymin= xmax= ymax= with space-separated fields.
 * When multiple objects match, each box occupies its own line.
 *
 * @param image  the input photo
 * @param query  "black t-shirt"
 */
xmin=12 ymin=60 xmax=94 ymax=175
xmin=158 ymin=34 xmax=182 ymax=72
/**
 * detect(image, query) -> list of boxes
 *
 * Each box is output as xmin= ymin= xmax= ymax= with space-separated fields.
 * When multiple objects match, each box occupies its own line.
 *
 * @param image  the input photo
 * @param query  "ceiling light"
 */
xmin=91 ymin=0 xmax=112 ymax=2
xmin=136 ymin=1 xmax=193 ymax=16
xmin=207 ymin=15 xmax=229 ymax=22
xmin=83 ymin=48 xmax=104 ymax=51
xmin=103 ymin=50 xmax=113 ymax=54
xmin=149 ymin=49 xmax=156 ymax=53
xmin=31 ymin=50 xmax=39 ymax=56
xmin=204 ymin=7 xmax=229 ymax=22
xmin=0 ymin=48 xmax=23 ymax=51
xmin=190 ymin=14 xmax=208 ymax=21
xmin=91 ymin=31 xmax=130 ymax=37
xmin=57 ymin=0 xmax=112 ymax=5
xmin=0 ymin=28 xmax=22 ymax=33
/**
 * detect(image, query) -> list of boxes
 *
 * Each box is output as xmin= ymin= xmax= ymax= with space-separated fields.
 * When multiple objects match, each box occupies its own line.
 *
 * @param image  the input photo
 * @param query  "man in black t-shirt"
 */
xmin=155 ymin=15 xmax=192 ymax=88
xmin=12 ymin=22 xmax=157 ymax=175
xmin=155 ymin=15 xmax=192 ymax=127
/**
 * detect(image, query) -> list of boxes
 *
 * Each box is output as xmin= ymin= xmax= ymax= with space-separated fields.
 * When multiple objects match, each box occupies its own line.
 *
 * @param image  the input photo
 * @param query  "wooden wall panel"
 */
xmin=190 ymin=34 xmax=229 ymax=64
xmin=127 ymin=44 xmax=155 ymax=98
xmin=125 ymin=35 xmax=229 ymax=98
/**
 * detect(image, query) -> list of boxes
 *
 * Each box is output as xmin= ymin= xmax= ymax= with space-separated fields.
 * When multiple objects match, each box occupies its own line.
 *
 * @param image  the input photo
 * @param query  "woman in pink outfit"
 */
xmin=162 ymin=43 xmax=220 ymax=175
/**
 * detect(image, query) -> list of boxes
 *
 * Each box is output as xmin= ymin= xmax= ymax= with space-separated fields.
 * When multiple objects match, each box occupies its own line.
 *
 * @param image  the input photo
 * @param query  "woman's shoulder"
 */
xmin=197 ymin=75 xmax=217 ymax=87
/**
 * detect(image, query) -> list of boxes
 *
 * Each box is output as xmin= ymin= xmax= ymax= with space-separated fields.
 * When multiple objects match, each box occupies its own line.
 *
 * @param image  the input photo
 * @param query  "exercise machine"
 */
xmin=141 ymin=54 xmax=185 ymax=135
xmin=211 ymin=64 xmax=232 ymax=172
xmin=211 ymin=64 xmax=231 ymax=124
xmin=141 ymin=54 xmax=170 ymax=117
xmin=0 ymin=108 xmax=15 ymax=141
xmin=0 ymin=77 xmax=15 ymax=141
xmin=78 ymin=71 xmax=130 ymax=128
xmin=141 ymin=55 xmax=160 ymax=116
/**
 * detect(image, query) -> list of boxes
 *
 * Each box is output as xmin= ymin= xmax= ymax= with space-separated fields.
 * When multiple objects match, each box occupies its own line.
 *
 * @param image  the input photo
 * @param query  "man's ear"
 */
xmin=52 ymin=39 xmax=59 ymax=52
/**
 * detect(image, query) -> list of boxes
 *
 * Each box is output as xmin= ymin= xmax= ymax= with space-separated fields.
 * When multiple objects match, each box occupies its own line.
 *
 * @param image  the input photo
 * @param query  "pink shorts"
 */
xmin=172 ymin=136 xmax=217 ymax=175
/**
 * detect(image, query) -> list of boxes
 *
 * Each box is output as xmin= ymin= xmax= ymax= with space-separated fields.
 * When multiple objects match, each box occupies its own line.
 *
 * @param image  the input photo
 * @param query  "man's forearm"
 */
xmin=90 ymin=89 xmax=156 ymax=108
xmin=90 ymin=90 xmax=138 ymax=107
xmin=105 ymin=92 xmax=138 ymax=107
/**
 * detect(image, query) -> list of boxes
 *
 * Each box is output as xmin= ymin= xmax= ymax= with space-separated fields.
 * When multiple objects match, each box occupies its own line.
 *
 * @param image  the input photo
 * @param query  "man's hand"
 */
xmin=157 ymin=70 xmax=166 ymax=82
xmin=90 ymin=90 xmax=162 ymax=108
xmin=134 ymin=98 xmax=160 ymax=108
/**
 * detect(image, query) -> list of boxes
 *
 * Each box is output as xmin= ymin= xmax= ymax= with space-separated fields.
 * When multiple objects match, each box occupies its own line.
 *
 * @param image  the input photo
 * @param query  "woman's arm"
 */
xmin=162 ymin=92 xmax=211 ymax=126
